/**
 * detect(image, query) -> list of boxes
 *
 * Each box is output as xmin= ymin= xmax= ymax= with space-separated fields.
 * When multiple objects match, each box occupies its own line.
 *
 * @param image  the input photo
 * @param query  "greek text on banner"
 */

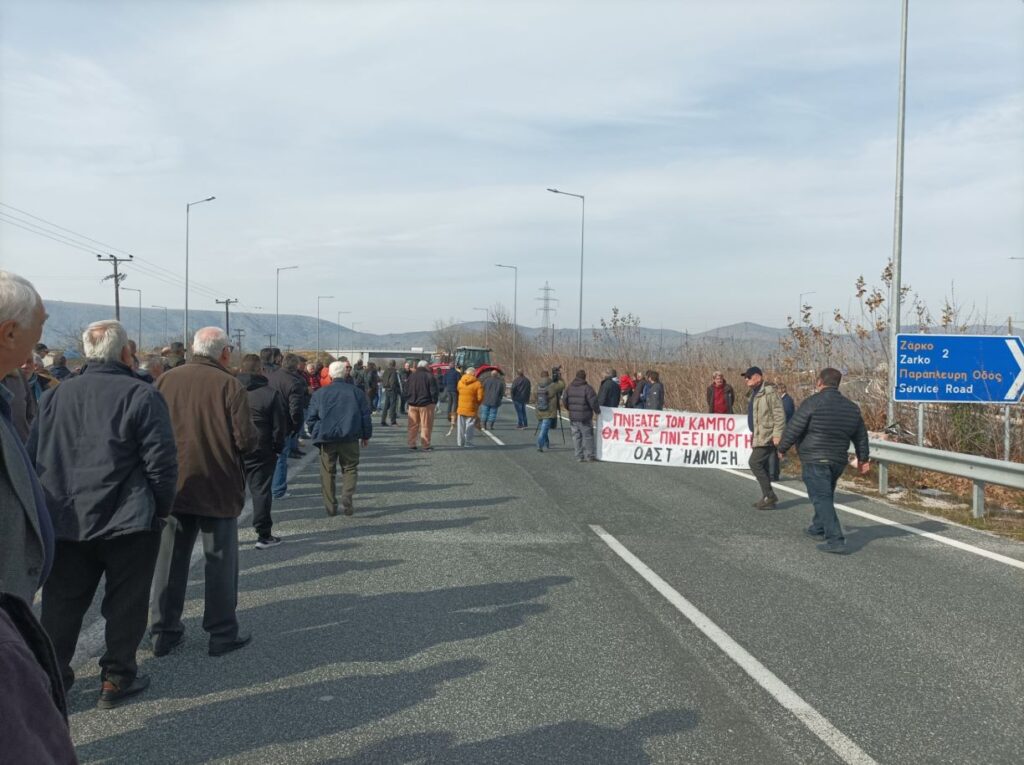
xmin=595 ymin=407 xmax=753 ymax=468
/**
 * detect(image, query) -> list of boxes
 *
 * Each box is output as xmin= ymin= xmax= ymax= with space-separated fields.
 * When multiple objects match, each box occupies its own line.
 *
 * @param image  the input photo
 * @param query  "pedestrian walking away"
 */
xmin=307 ymin=361 xmax=372 ymax=516
xmin=777 ymin=368 xmax=871 ymax=554
xmin=0 ymin=271 xmax=53 ymax=605
xmin=480 ymin=369 xmax=504 ymax=430
xmin=151 ymin=327 xmax=258 ymax=659
xmin=534 ymin=369 xmax=565 ymax=452
xmin=380 ymin=360 xmax=401 ymax=426
xmin=456 ymin=367 xmax=484 ymax=447
xmin=741 ymin=365 xmax=786 ymax=509
xmin=597 ymin=368 xmax=621 ymax=409
xmin=29 ymin=320 xmax=178 ymax=707
xmin=237 ymin=354 xmax=289 ymax=549
xmin=563 ymin=369 xmax=601 ymax=462
xmin=405 ymin=360 xmax=439 ymax=450
xmin=268 ymin=353 xmax=308 ymax=498
xmin=510 ymin=369 xmax=532 ymax=428
xmin=442 ymin=363 xmax=461 ymax=433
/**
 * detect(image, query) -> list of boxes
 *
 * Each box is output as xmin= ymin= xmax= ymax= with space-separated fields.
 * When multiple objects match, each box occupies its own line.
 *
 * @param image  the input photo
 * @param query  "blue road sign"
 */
xmin=894 ymin=334 xmax=1024 ymax=404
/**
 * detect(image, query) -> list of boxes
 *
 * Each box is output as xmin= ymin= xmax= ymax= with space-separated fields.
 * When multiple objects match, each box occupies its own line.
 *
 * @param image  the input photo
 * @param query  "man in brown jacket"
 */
xmin=151 ymin=327 xmax=258 ymax=658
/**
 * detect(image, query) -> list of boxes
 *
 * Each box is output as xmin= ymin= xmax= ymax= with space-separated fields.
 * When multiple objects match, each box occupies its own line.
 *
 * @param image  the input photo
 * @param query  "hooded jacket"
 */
xmin=28 ymin=362 xmax=178 ymax=541
xmin=238 ymin=373 xmax=288 ymax=457
xmin=456 ymin=373 xmax=484 ymax=417
xmin=269 ymin=367 xmax=308 ymax=434
xmin=534 ymin=378 xmax=565 ymax=421
xmin=563 ymin=378 xmax=600 ymax=424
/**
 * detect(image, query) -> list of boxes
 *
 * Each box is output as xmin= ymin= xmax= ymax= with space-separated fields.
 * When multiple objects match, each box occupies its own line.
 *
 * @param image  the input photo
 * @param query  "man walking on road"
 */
xmin=510 ymin=370 xmax=532 ymax=428
xmin=456 ymin=367 xmax=484 ymax=447
xmin=563 ymin=369 xmax=601 ymax=462
xmin=151 ymin=327 xmax=258 ymax=659
xmin=307 ymin=361 xmax=372 ymax=516
xmin=777 ymin=368 xmax=870 ymax=554
xmin=30 ymin=320 xmax=178 ymax=707
xmin=380 ymin=360 xmax=400 ymax=426
xmin=534 ymin=369 xmax=565 ymax=452
xmin=269 ymin=353 xmax=308 ymax=498
xmin=406 ymin=360 xmax=439 ymax=450
xmin=480 ymin=369 xmax=504 ymax=430
xmin=237 ymin=354 xmax=288 ymax=549
xmin=0 ymin=271 xmax=53 ymax=605
xmin=742 ymin=365 xmax=786 ymax=509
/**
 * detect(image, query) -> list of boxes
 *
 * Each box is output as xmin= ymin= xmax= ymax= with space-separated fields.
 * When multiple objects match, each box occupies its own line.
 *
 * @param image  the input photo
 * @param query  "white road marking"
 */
xmin=720 ymin=468 xmax=1024 ymax=572
xmin=481 ymin=427 xmax=506 ymax=446
xmin=590 ymin=524 xmax=879 ymax=765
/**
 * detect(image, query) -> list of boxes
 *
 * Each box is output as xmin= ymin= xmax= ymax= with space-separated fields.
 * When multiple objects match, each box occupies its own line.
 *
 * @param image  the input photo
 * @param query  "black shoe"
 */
xmin=343 ymin=504 xmax=354 ymax=516
xmin=255 ymin=535 xmax=282 ymax=549
xmin=97 ymin=674 xmax=150 ymax=709
xmin=538 ymin=447 xmax=544 ymax=452
xmin=326 ymin=506 xmax=338 ymax=517
xmin=816 ymin=541 xmax=847 ymax=555
xmin=409 ymin=446 xmax=417 ymax=451
xmin=586 ymin=456 xmax=598 ymax=462
xmin=803 ymin=527 xmax=826 ymax=541
xmin=152 ymin=632 xmax=185 ymax=657
xmin=209 ymin=633 xmax=252 ymax=657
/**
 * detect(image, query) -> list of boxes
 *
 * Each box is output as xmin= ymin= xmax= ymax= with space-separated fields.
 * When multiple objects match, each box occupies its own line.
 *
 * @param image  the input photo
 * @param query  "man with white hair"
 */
xmin=0 ymin=271 xmax=53 ymax=603
xmin=405 ymin=359 xmax=439 ymax=450
xmin=306 ymin=360 xmax=372 ymax=516
xmin=151 ymin=327 xmax=258 ymax=658
xmin=28 ymin=319 xmax=178 ymax=708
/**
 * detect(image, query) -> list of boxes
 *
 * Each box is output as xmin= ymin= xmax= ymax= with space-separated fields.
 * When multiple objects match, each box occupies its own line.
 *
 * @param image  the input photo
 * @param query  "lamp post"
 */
xmin=336 ymin=310 xmax=352 ymax=356
xmin=123 ymin=287 xmax=142 ymax=350
xmin=184 ymin=196 xmax=215 ymax=348
xmin=495 ymin=264 xmax=518 ymax=374
xmin=316 ymin=295 xmax=334 ymax=363
xmin=151 ymin=305 xmax=169 ymax=345
xmin=275 ymin=265 xmax=299 ymax=348
xmin=797 ymin=291 xmax=816 ymax=322
xmin=547 ymin=188 xmax=585 ymax=357
xmin=472 ymin=307 xmax=489 ymax=346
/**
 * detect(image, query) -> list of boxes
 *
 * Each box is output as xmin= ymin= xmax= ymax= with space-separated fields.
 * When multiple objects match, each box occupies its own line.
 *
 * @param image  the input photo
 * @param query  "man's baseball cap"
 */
xmin=740 ymin=366 xmax=764 ymax=378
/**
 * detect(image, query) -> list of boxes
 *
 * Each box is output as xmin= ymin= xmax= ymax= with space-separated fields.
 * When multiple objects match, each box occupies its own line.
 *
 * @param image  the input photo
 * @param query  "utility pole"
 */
xmin=233 ymin=327 xmax=246 ymax=356
xmin=265 ymin=333 xmax=274 ymax=347
xmin=215 ymin=298 xmax=239 ymax=336
xmin=96 ymin=253 xmax=133 ymax=320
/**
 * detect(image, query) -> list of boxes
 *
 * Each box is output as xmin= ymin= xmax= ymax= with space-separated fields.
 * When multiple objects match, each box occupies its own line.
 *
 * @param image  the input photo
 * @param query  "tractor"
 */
xmin=429 ymin=346 xmax=504 ymax=378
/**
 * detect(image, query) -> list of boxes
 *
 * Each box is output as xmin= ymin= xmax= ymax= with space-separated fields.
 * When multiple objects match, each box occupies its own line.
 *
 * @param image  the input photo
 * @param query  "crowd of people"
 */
xmin=1 ymin=269 xmax=871 ymax=760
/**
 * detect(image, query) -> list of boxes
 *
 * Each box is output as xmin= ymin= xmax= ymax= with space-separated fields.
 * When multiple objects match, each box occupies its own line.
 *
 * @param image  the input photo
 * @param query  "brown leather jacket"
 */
xmin=156 ymin=356 xmax=257 ymax=518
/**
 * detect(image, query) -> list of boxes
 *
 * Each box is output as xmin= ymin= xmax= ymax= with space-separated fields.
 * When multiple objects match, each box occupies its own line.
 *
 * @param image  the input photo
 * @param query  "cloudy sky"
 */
xmin=2 ymin=0 xmax=1022 ymax=335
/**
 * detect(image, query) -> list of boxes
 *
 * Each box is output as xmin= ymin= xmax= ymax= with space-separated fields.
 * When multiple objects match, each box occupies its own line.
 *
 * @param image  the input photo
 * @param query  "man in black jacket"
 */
xmin=380 ymin=360 xmax=400 ymax=426
xmin=307 ymin=361 xmax=372 ymax=517
xmin=238 ymin=354 xmax=288 ymax=549
xmin=510 ymin=370 xmax=532 ymax=429
xmin=597 ymin=368 xmax=621 ymax=409
xmin=777 ymin=367 xmax=870 ymax=554
xmin=563 ymin=369 xmax=601 ymax=462
xmin=29 ymin=319 xmax=178 ymax=708
xmin=405 ymin=360 xmax=439 ymax=450
xmin=269 ymin=353 xmax=307 ymax=498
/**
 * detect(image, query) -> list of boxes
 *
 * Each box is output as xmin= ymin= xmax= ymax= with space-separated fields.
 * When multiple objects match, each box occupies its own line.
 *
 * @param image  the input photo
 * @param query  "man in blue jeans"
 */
xmin=777 ymin=367 xmax=871 ymax=554
xmin=510 ymin=370 xmax=531 ymax=429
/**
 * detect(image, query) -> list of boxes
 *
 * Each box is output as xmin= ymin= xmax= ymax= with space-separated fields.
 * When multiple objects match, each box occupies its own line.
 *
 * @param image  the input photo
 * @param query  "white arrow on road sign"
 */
xmin=1006 ymin=338 xmax=1024 ymax=401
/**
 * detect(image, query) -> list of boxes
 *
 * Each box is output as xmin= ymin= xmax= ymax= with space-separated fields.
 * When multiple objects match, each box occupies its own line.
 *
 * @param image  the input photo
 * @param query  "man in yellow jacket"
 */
xmin=456 ymin=368 xmax=484 ymax=448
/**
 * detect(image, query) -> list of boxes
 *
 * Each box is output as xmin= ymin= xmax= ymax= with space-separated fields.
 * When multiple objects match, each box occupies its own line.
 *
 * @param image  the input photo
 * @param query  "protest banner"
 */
xmin=595 ymin=407 xmax=753 ymax=468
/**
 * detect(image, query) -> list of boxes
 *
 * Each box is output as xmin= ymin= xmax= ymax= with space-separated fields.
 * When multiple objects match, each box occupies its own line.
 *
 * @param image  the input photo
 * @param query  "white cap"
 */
xmin=329 ymin=361 xmax=346 ymax=379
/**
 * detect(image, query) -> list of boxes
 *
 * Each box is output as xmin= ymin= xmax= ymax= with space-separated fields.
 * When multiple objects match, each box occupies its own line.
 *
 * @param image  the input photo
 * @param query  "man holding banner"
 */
xmin=741 ymin=366 xmax=786 ymax=509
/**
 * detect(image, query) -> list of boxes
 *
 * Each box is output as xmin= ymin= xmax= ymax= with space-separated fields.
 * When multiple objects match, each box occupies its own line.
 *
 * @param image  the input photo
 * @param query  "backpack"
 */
xmin=536 ymin=384 xmax=550 ymax=411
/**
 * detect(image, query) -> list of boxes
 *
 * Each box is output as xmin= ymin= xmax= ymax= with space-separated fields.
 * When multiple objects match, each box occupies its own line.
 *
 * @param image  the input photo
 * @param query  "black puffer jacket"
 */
xmin=562 ymin=378 xmax=600 ymax=424
xmin=238 ymin=373 xmax=288 ymax=457
xmin=778 ymin=387 xmax=869 ymax=463
xmin=268 ymin=368 xmax=307 ymax=434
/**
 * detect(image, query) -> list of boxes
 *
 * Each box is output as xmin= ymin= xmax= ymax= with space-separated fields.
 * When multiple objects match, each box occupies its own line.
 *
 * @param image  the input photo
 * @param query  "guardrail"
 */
xmin=869 ymin=440 xmax=1024 ymax=518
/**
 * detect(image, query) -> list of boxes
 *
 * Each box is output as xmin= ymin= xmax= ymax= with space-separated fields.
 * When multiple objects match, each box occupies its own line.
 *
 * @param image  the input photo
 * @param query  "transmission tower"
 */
xmin=535 ymin=282 xmax=559 ymax=350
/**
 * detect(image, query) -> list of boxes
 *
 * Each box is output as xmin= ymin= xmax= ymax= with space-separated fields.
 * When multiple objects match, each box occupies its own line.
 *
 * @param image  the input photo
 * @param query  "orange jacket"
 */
xmin=456 ymin=373 xmax=484 ymax=416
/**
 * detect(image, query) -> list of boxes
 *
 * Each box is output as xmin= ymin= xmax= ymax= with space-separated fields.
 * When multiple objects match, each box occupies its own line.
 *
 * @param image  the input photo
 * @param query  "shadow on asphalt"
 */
xmin=74 ymin=660 xmax=486 ymax=764
xmin=357 ymin=480 xmax=473 ymax=495
xmin=842 ymin=518 xmax=948 ymax=554
xmin=324 ymin=709 xmax=700 ymax=764
xmin=237 ymin=557 xmax=404 ymax=592
xmin=359 ymin=497 xmax=516 ymax=519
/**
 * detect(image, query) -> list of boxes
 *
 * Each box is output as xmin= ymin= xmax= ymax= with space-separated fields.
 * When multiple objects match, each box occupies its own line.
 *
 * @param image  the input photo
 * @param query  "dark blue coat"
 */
xmin=306 ymin=380 xmax=373 ymax=444
xmin=28 ymin=362 xmax=178 ymax=541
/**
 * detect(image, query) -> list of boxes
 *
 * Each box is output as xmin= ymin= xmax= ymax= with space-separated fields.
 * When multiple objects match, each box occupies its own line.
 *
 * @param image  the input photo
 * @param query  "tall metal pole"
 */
xmin=184 ymin=196 xmax=215 ymax=347
xmin=152 ymin=305 xmax=168 ymax=345
xmin=547 ymin=188 xmax=585 ymax=356
xmin=473 ymin=307 xmax=489 ymax=346
xmin=496 ymin=264 xmax=518 ymax=373
xmin=122 ymin=287 xmax=142 ymax=349
xmin=276 ymin=265 xmax=298 ymax=349
xmin=336 ymin=310 xmax=352 ymax=356
xmin=316 ymin=295 xmax=333 ymax=363
xmin=886 ymin=0 xmax=909 ymax=431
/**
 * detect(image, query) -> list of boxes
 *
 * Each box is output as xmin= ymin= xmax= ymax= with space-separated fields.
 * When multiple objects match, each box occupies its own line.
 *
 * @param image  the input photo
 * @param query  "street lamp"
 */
xmin=151 ymin=305 xmax=169 ymax=345
xmin=495 ymin=264 xmax=518 ymax=374
xmin=123 ymin=287 xmax=142 ymax=350
xmin=275 ymin=265 xmax=299 ymax=349
xmin=797 ymin=291 xmax=816 ymax=321
xmin=316 ymin=295 xmax=334 ymax=363
xmin=184 ymin=196 xmax=215 ymax=348
xmin=547 ymin=187 xmax=585 ymax=357
xmin=336 ymin=310 xmax=352 ymax=355
xmin=472 ymin=307 xmax=489 ymax=346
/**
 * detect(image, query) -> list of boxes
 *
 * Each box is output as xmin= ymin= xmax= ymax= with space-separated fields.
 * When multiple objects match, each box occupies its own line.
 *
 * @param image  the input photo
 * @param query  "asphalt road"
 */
xmin=68 ymin=406 xmax=1024 ymax=764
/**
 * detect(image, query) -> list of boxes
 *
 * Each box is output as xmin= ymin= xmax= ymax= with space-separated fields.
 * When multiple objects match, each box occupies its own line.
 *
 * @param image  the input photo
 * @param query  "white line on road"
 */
xmin=721 ymin=468 xmax=1024 ymax=572
xmin=481 ymin=427 xmax=506 ymax=446
xmin=590 ymin=524 xmax=879 ymax=765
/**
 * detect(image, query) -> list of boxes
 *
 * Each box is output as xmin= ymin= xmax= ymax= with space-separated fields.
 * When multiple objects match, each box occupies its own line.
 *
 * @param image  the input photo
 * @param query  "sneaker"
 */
xmin=803 ymin=527 xmax=825 ymax=541
xmin=209 ymin=633 xmax=252 ymax=657
xmin=97 ymin=674 xmax=151 ymax=709
xmin=255 ymin=535 xmax=282 ymax=549
xmin=816 ymin=541 xmax=848 ymax=555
